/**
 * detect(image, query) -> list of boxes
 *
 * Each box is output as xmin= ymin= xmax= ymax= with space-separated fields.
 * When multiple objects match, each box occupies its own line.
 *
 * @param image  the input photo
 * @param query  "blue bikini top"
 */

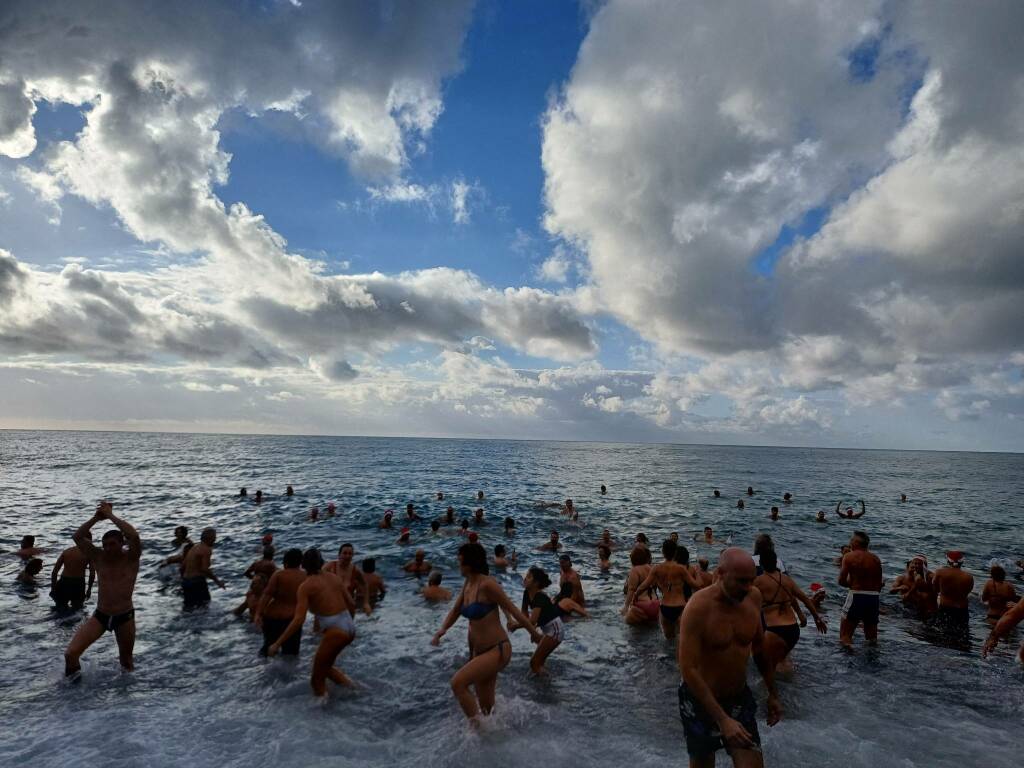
xmin=460 ymin=583 xmax=497 ymax=620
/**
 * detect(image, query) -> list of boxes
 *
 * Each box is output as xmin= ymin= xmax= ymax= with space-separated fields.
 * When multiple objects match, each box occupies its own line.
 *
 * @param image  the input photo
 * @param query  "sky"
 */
xmin=0 ymin=0 xmax=1022 ymax=452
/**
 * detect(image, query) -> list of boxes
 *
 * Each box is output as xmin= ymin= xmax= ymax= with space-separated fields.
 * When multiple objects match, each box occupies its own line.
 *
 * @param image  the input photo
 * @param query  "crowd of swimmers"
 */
xmin=10 ymin=485 xmax=1024 ymax=768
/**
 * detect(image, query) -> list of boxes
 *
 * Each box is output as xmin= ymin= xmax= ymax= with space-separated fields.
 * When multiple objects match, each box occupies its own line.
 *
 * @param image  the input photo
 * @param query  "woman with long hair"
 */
xmin=753 ymin=550 xmax=827 ymax=670
xmin=507 ymin=566 xmax=566 ymax=675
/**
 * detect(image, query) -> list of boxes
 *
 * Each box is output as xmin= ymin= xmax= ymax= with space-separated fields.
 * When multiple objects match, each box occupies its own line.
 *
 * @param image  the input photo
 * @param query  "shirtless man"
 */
xmin=14 ymin=535 xmax=45 ymax=561
xmin=982 ymin=597 xmax=1024 ymax=662
xmin=404 ymin=549 xmax=432 ymax=575
xmin=931 ymin=551 xmax=974 ymax=631
xmin=422 ymin=571 xmax=452 ymax=602
xmin=835 ymin=500 xmax=866 ymax=519
xmin=630 ymin=540 xmax=701 ymax=639
xmin=981 ymin=564 xmax=1018 ymax=621
xmin=405 ymin=503 xmax=422 ymax=522
xmin=17 ymin=558 xmax=43 ymax=585
xmin=768 ymin=507 xmax=780 ymax=522
xmin=50 ymin=533 xmax=95 ymax=612
xmin=268 ymin=548 xmax=358 ymax=695
xmin=815 ymin=511 xmax=827 ymax=523
xmin=558 ymin=554 xmax=585 ymax=606
xmin=63 ymin=502 xmax=142 ymax=677
xmin=255 ymin=548 xmax=306 ymax=656
xmin=596 ymin=528 xmax=617 ymax=551
xmin=379 ymin=510 xmax=394 ymax=529
xmin=538 ymin=530 xmax=562 ymax=552
xmin=234 ymin=546 xmax=277 ymax=619
xmin=323 ymin=543 xmax=372 ymax=616
xmin=695 ymin=558 xmax=715 ymax=589
xmin=838 ymin=531 xmax=883 ymax=648
xmin=181 ymin=528 xmax=225 ymax=609
xmin=360 ymin=558 xmax=386 ymax=604
xmin=677 ymin=548 xmax=780 ymax=767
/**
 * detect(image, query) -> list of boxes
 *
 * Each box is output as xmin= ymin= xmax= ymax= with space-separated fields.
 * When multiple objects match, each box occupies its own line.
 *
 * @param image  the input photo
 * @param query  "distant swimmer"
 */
xmin=397 ymin=527 xmax=412 ymax=545
xmin=255 ymin=548 xmax=306 ymax=657
xmin=753 ymin=550 xmax=827 ymax=670
xmin=508 ymin=566 xmax=565 ymax=675
xmin=50 ymin=533 xmax=95 ymax=613
xmin=493 ymin=545 xmax=515 ymax=570
xmin=891 ymin=556 xmax=936 ymax=617
xmin=181 ymin=528 xmax=225 ymax=610
xmin=504 ymin=517 xmax=516 ymax=536
xmin=324 ymin=543 xmax=372 ymax=616
xmin=538 ymin=530 xmax=562 ymax=552
xmin=670 ymin=532 xmax=680 ymax=544
xmin=558 ymin=554 xmax=585 ymax=606
xmin=267 ymin=548 xmax=358 ymax=695
xmin=900 ymin=493 xmax=907 ymax=503
xmin=677 ymin=548 xmax=781 ymax=766
xmin=835 ymin=499 xmax=866 ymax=519
xmin=634 ymin=532 xmax=650 ymax=550
xmin=14 ymin=535 xmax=45 ymax=561
xmin=782 ymin=492 xmax=792 ymax=503
xmin=601 ymin=484 xmax=607 ymax=495
xmin=63 ymin=502 xmax=142 ymax=678
xmin=746 ymin=486 xmax=755 ymax=496
xmin=694 ymin=527 xmax=727 ymax=546
xmin=171 ymin=526 xmax=191 ymax=549
xmin=982 ymin=596 xmax=1024 ymax=662
xmin=309 ymin=507 xmax=319 ymax=522
xmin=359 ymin=558 xmax=386 ymax=604
xmin=239 ymin=487 xmax=248 ymax=497
xmin=286 ymin=485 xmax=294 ymax=497
xmin=713 ymin=489 xmax=721 ymax=498
xmin=430 ymin=520 xmax=442 ymax=534
xmin=254 ymin=490 xmax=263 ymax=503
xmin=422 ymin=571 xmax=452 ymax=602
xmin=445 ymin=507 xmax=456 ymax=525
xmin=622 ymin=547 xmax=659 ymax=626
xmin=431 ymin=542 xmax=541 ymax=724
xmin=473 ymin=508 xmax=486 ymax=526
xmin=405 ymin=503 xmax=422 ymax=522
xmin=596 ymin=528 xmax=618 ymax=550
xmin=981 ymin=564 xmax=1018 ymax=621
xmin=628 ymin=539 xmax=699 ymax=639
xmin=737 ymin=499 xmax=745 ymax=510
xmin=838 ymin=530 xmax=883 ymax=649
xmin=931 ymin=551 xmax=974 ymax=632
xmin=404 ymin=549 xmax=432 ymax=575
xmin=815 ymin=510 xmax=827 ymax=523
xmin=17 ymin=557 xmax=43 ymax=585
xmin=234 ymin=546 xmax=276 ymax=620
xmin=477 ymin=490 xmax=485 ymax=501
xmin=326 ymin=502 xmax=336 ymax=518
xmin=437 ymin=491 xmax=445 ymax=501
xmin=379 ymin=510 xmax=394 ymax=529
xmin=769 ymin=507 xmax=780 ymax=521
xmin=598 ymin=545 xmax=612 ymax=571
xmin=459 ymin=519 xmax=470 ymax=537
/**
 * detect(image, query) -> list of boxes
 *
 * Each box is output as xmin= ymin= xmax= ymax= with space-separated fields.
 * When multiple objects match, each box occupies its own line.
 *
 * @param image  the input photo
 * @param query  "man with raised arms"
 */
xmin=838 ymin=530 xmax=883 ymax=649
xmin=677 ymin=548 xmax=780 ymax=767
xmin=324 ymin=543 xmax=372 ymax=616
xmin=835 ymin=500 xmax=866 ymax=519
xmin=63 ymin=502 xmax=142 ymax=678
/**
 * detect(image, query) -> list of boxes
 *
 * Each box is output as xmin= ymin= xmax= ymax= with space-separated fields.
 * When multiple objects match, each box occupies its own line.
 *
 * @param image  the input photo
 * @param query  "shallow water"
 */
xmin=1 ymin=431 xmax=1023 ymax=767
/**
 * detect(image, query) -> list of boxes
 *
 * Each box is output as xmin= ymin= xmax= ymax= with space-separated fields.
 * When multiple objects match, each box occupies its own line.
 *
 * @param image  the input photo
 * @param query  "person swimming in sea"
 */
xmin=835 ymin=499 xmax=866 ymax=519
xmin=403 ymin=549 xmax=431 ymax=575
xmin=815 ymin=510 xmax=827 ymax=523
xmin=598 ymin=544 xmax=612 ymax=571
xmin=504 ymin=517 xmax=516 ymax=536
xmin=379 ymin=510 xmax=394 ymax=529
xmin=493 ymin=544 xmax=516 ymax=570
xmin=17 ymin=557 xmax=43 ymax=586
xmin=769 ymin=507 xmax=780 ymax=521
xmin=431 ymin=542 xmax=541 ymax=724
xmin=538 ymin=530 xmax=562 ymax=552
xmin=422 ymin=571 xmax=451 ymax=602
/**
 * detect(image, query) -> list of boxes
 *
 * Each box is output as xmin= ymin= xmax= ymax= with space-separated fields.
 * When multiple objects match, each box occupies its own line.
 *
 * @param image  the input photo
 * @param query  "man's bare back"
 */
xmin=839 ymin=550 xmax=883 ymax=592
xmin=933 ymin=566 xmax=974 ymax=609
xmin=182 ymin=543 xmax=213 ymax=580
xmin=260 ymin=568 xmax=306 ymax=621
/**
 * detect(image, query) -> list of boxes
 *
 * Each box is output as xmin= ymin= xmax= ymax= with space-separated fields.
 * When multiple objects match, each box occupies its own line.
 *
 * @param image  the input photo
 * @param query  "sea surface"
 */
xmin=1 ymin=430 xmax=1023 ymax=768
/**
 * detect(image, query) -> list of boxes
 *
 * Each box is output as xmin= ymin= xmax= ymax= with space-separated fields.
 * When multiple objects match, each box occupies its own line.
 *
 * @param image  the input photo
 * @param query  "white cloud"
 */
xmin=537 ymin=249 xmax=570 ymax=283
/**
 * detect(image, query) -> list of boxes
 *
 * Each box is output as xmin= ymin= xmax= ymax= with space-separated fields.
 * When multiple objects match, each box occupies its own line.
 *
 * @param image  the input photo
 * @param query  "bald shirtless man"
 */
xmin=677 ymin=548 xmax=780 ymax=767
xmin=630 ymin=539 xmax=701 ymax=639
xmin=931 ymin=551 xmax=974 ymax=631
xmin=50 ymin=533 xmax=95 ymax=613
xmin=403 ymin=549 xmax=432 ymax=575
xmin=324 ymin=543 xmax=372 ymax=616
xmin=63 ymin=502 xmax=142 ymax=678
xmin=255 ymin=548 xmax=306 ymax=657
xmin=181 ymin=528 xmax=225 ymax=610
xmin=268 ymin=548 xmax=358 ymax=695
xmin=838 ymin=531 xmax=883 ymax=649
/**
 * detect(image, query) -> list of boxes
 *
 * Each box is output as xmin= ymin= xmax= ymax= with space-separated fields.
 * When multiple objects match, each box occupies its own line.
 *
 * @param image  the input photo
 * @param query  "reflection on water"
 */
xmin=1 ymin=431 xmax=1023 ymax=767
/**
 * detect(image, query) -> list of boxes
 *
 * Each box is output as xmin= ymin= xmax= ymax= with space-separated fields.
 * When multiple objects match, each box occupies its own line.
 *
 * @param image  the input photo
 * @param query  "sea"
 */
xmin=1 ymin=430 xmax=1022 ymax=767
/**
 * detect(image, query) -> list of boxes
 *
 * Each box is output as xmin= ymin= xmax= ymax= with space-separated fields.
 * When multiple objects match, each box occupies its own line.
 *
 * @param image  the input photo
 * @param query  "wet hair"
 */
xmin=853 ymin=530 xmax=870 ymax=547
xmin=262 ymin=545 xmax=275 ymax=560
xmin=527 ymin=566 xmax=552 ymax=590
xmin=770 ymin=506 xmax=779 ymax=514
xmin=302 ymin=548 xmax=323 ymax=574
xmin=698 ymin=557 xmax=710 ymax=571
xmin=760 ymin=550 xmax=779 ymax=573
xmin=674 ymin=545 xmax=690 ymax=565
xmin=458 ymin=542 xmax=489 ymax=575
xmin=704 ymin=527 xmax=713 ymax=533
xmin=598 ymin=545 xmax=611 ymax=559
xmin=200 ymin=527 xmax=216 ymax=543
xmin=635 ymin=532 xmax=648 ymax=544
xmin=460 ymin=519 xmax=470 ymax=530
xmin=559 ymin=553 xmax=572 ymax=565
xmin=662 ymin=538 xmax=677 ymax=560
xmin=26 ymin=558 xmax=43 ymax=575
xmin=174 ymin=526 xmax=188 ymax=538
xmin=283 ymin=548 xmax=302 ymax=568
xmin=428 ymin=571 xmax=443 ymax=586
xmin=102 ymin=530 xmax=125 ymax=545
xmin=504 ymin=516 xmax=515 ymax=530
xmin=339 ymin=542 xmax=354 ymax=554
xmin=430 ymin=520 xmax=441 ymax=531
xmin=753 ymin=534 xmax=774 ymax=557
xmin=362 ymin=558 xmax=376 ymax=574
xmin=551 ymin=529 xmax=560 ymax=537
xmin=630 ymin=546 xmax=651 ymax=566
xmin=474 ymin=508 xmax=484 ymax=517
xmin=240 ymin=487 xmax=247 ymax=496
xmin=494 ymin=544 xmax=506 ymax=557
xmin=558 ymin=582 xmax=573 ymax=600
xmin=20 ymin=535 xmax=34 ymax=548
xmin=990 ymin=565 xmax=1006 ymax=582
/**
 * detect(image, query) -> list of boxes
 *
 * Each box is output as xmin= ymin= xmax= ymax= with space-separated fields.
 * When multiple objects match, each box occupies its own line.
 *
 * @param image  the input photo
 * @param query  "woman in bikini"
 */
xmin=432 ymin=542 xmax=541 ymax=723
xmin=753 ymin=550 xmax=827 ymax=670
xmin=622 ymin=546 xmax=660 ymax=626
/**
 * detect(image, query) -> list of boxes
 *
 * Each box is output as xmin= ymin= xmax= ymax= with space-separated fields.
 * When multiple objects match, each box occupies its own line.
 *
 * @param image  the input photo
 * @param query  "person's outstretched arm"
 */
xmin=983 ymin=599 xmax=1024 ymax=656
xmin=50 ymin=553 xmax=65 ymax=592
xmin=432 ymin=587 xmax=465 ymax=645
xmin=99 ymin=503 xmax=142 ymax=558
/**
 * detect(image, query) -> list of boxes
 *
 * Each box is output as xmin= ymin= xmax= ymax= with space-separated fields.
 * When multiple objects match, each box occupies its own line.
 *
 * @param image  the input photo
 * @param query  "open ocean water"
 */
xmin=1 ymin=430 xmax=1022 ymax=767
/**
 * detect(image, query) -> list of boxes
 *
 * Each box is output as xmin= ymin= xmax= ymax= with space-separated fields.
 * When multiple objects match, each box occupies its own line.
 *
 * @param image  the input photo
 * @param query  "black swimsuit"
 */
xmin=93 ymin=608 xmax=135 ymax=632
xmin=761 ymin=573 xmax=800 ymax=653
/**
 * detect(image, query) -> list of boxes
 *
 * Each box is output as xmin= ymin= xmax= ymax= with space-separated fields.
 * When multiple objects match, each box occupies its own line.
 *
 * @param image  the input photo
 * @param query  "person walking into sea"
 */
xmin=63 ymin=502 xmax=142 ymax=678
xmin=622 ymin=546 xmax=659 ymax=626
xmin=677 ymin=548 xmax=781 ymax=767
xmin=181 ymin=528 xmax=225 ymax=609
xmin=982 ymin=597 xmax=1024 ymax=663
xmin=628 ymin=539 xmax=700 ymax=639
xmin=50 ymin=532 xmax=95 ymax=613
xmin=838 ymin=531 xmax=883 ymax=649
xmin=753 ymin=550 xmax=827 ymax=671
xmin=255 ymin=548 xmax=306 ymax=657
xmin=507 ymin=566 xmax=565 ymax=675
xmin=267 ymin=548 xmax=358 ymax=695
xmin=431 ymin=542 xmax=541 ymax=724
xmin=324 ymin=543 xmax=372 ymax=616
xmin=931 ymin=551 xmax=974 ymax=632
xmin=234 ymin=546 xmax=277 ymax=620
